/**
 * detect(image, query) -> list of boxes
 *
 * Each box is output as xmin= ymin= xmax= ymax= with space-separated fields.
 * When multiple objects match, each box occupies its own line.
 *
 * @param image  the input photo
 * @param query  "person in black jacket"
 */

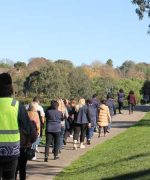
xmin=73 ymin=98 xmax=91 ymax=149
xmin=44 ymin=101 xmax=63 ymax=162
xmin=86 ymin=99 xmax=97 ymax=145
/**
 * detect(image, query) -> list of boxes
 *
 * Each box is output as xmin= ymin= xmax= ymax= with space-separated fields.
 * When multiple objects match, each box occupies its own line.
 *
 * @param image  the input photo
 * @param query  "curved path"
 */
xmin=26 ymin=106 xmax=149 ymax=180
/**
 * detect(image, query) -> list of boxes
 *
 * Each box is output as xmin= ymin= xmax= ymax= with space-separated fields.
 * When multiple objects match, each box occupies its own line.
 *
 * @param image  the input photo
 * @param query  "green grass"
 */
xmin=55 ymin=112 xmax=150 ymax=180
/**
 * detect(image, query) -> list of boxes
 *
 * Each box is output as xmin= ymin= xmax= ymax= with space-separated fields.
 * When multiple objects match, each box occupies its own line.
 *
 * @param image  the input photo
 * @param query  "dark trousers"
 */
xmin=98 ymin=126 xmax=108 ymax=136
xmin=0 ymin=158 xmax=18 ymax=180
xmin=16 ymin=148 xmax=28 ymax=180
xmin=73 ymin=124 xmax=87 ymax=143
xmin=118 ymin=102 xmax=123 ymax=113
xmin=45 ymin=132 xmax=60 ymax=158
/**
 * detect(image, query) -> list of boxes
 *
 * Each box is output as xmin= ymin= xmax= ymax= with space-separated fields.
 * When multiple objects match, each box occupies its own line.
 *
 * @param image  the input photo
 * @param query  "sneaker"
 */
xmin=32 ymin=156 xmax=37 ymax=161
xmin=80 ymin=143 xmax=85 ymax=149
xmin=69 ymin=134 xmax=73 ymax=138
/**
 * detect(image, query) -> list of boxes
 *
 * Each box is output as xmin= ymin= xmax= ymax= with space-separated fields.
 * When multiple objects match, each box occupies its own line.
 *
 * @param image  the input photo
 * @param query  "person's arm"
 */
xmin=18 ymin=103 xmax=31 ymax=134
xmin=18 ymin=103 xmax=37 ymax=143
xmin=107 ymin=107 xmax=111 ymax=122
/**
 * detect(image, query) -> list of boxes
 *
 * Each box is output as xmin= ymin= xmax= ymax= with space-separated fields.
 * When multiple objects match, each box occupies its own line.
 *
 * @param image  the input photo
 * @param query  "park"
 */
xmin=0 ymin=1 xmax=150 ymax=180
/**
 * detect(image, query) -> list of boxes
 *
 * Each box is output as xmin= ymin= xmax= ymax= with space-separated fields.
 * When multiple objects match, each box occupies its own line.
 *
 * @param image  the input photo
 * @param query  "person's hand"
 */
xmin=88 ymin=123 xmax=91 ymax=128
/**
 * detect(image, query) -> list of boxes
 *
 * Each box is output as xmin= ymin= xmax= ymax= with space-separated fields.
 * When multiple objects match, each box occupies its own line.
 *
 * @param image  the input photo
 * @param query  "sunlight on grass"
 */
xmin=55 ymin=112 xmax=150 ymax=180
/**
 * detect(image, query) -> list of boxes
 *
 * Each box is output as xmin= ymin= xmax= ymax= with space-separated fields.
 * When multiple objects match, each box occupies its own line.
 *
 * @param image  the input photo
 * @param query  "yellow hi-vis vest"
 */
xmin=0 ymin=98 xmax=20 ymax=156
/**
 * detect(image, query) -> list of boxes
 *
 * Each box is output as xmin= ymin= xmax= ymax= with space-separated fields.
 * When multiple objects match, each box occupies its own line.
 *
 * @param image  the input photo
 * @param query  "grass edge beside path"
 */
xmin=55 ymin=112 xmax=150 ymax=180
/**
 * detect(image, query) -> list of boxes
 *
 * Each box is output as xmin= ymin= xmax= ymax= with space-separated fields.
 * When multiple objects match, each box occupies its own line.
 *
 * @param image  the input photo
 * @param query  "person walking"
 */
xmin=32 ymin=97 xmax=45 ymax=152
xmin=57 ymin=99 xmax=68 ymax=152
xmin=106 ymin=94 xmax=116 ymax=132
xmin=44 ymin=101 xmax=63 ymax=161
xmin=0 ymin=73 xmax=34 ymax=180
xmin=16 ymin=104 xmax=38 ymax=180
xmin=117 ymin=89 xmax=125 ymax=114
xmin=127 ymin=91 xmax=136 ymax=114
xmin=86 ymin=99 xmax=97 ymax=145
xmin=64 ymin=99 xmax=76 ymax=144
xmin=73 ymin=98 xmax=91 ymax=150
xmin=97 ymin=99 xmax=111 ymax=137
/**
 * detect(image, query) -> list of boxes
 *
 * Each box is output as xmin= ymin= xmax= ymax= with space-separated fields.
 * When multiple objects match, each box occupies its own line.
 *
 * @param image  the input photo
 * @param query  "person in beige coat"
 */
xmin=97 ymin=100 xmax=111 ymax=137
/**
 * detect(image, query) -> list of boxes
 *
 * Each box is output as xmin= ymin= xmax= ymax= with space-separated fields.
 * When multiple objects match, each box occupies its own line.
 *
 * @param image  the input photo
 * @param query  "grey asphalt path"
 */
xmin=26 ymin=106 xmax=149 ymax=180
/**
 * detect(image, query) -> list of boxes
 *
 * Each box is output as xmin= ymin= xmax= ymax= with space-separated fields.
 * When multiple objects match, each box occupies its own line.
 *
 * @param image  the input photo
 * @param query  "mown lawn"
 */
xmin=55 ymin=112 xmax=150 ymax=180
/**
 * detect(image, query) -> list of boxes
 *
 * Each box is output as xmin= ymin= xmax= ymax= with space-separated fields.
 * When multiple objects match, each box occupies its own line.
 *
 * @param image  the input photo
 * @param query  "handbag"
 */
xmin=25 ymin=147 xmax=35 ymax=160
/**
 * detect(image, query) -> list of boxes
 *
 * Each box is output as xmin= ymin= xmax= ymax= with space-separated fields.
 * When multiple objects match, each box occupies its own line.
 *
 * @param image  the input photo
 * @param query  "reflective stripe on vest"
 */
xmin=0 ymin=98 xmax=20 ymax=144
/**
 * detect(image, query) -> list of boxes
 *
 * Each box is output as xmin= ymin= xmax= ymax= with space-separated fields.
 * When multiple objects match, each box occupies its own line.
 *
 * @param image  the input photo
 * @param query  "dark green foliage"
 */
xmin=68 ymin=68 xmax=93 ymax=99
xmin=14 ymin=61 xmax=26 ymax=69
xmin=132 ymin=0 xmax=150 ymax=33
xmin=24 ymin=64 xmax=70 ymax=99
xmin=91 ymin=77 xmax=117 ymax=99
xmin=106 ymin=59 xmax=113 ymax=67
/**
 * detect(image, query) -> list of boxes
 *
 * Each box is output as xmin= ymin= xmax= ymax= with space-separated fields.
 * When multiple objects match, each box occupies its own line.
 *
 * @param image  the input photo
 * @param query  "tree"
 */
xmin=106 ymin=59 xmax=113 ymax=67
xmin=119 ymin=60 xmax=135 ymax=77
xmin=14 ymin=61 xmax=26 ymax=70
xmin=24 ymin=64 xmax=70 ymax=99
xmin=132 ymin=0 xmax=150 ymax=33
xmin=68 ymin=68 xmax=93 ymax=99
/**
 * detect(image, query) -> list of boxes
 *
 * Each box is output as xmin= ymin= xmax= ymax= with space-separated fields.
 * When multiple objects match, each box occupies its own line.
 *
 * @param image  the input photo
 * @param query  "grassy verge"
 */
xmin=55 ymin=112 xmax=150 ymax=180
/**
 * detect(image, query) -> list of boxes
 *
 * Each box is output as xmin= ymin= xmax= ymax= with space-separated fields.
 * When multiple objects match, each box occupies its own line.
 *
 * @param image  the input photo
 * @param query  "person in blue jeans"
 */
xmin=86 ymin=99 xmax=98 ymax=145
xmin=106 ymin=94 xmax=116 ymax=132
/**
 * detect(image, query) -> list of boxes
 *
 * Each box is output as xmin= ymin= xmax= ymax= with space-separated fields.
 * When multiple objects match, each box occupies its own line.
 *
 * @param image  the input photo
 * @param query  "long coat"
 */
xmin=97 ymin=104 xmax=111 ymax=127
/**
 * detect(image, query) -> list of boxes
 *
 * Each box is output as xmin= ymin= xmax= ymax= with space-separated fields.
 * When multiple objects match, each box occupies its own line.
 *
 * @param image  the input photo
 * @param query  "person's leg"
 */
xmin=18 ymin=148 xmax=28 ymax=180
xmin=45 ymin=132 xmax=53 ymax=161
xmin=86 ymin=127 xmax=90 ymax=142
xmin=73 ymin=124 xmax=80 ymax=149
xmin=80 ymin=124 xmax=87 ymax=148
xmin=131 ymin=104 xmax=134 ymax=114
xmin=104 ymin=126 xmax=108 ymax=136
xmin=0 ymin=161 xmax=2 ymax=179
xmin=3 ymin=159 xmax=18 ymax=180
xmin=118 ymin=102 xmax=122 ymax=113
xmin=129 ymin=103 xmax=132 ymax=114
xmin=59 ymin=126 xmax=65 ymax=151
xmin=98 ymin=126 xmax=101 ymax=138
xmin=87 ymin=127 xmax=94 ymax=144
xmin=53 ymin=132 xmax=61 ymax=159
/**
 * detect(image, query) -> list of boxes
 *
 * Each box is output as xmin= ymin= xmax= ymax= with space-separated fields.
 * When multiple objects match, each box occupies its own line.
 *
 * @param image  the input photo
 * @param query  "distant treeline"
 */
xmin=0 ymin=58 xmax=150 ymax=104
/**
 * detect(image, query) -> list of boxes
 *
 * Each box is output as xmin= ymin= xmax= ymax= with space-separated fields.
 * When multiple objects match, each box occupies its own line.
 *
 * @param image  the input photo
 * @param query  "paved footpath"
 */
xmin=26 ymin=106 xmax=149 ymax=180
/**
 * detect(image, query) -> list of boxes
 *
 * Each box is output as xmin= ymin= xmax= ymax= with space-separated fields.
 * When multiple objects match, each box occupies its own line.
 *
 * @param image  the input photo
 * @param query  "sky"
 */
xmin=0 ymin=0 xmax=149 ymax=67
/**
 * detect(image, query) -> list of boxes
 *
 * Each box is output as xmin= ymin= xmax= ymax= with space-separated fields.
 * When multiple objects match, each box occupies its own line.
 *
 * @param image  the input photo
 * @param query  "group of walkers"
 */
xmin=0 ymin=72 xmax=137 ymax=180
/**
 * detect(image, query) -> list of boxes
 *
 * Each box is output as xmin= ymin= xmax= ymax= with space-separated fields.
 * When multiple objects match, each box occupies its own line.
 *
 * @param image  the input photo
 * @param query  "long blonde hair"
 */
xmin=57 ymin=99 xmax=66 ymax=115
xmin=75 ymin=98 xmax=85 ymax=112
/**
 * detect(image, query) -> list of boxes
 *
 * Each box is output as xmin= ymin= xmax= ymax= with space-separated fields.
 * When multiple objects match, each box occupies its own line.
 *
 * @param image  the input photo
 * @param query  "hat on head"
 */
xmin=0 ymin=73 xmax=12 ymax=86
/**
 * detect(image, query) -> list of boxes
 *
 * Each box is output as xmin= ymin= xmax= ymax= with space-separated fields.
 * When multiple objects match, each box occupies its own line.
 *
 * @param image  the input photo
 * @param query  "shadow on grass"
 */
xmin=58 ymin=152 xmax=150 ymax=177
xmin=102 ymin=168 xmax=150 ymax=180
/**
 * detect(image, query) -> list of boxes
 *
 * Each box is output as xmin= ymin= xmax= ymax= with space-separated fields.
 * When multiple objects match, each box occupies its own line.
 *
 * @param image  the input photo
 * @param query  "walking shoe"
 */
xmin=54 ymin=156 xmax=59 ymax=160
xmin=32 ymin=156 xmax=37 ymax=161
xmin=87 ymin=140 xmax=91 ymax=145
xmin=44 ymin=158 xmax=48 ymax=162
xmin=80 ymin=143 xmax=85 ymax=149
xmin=73 ymin=140 xmax=77 ymax=150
